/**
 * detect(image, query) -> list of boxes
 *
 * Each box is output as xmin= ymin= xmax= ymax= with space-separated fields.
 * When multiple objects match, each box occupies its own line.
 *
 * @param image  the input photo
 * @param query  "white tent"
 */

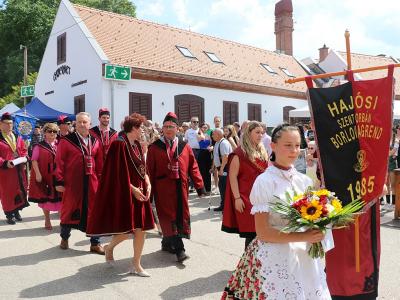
xmin=394 ymin=101 xmax=400 ymax=119
xmin=289 ymin=105 xmax=310 ymax=118
xmin=0 ymin=103 xmax=20 ymax=115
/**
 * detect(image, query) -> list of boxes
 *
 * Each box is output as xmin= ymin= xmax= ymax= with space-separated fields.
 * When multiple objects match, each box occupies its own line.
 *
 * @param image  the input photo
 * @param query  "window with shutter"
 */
xmin=74 ymin=94 xmax=85 ymax=114
xmin=57 ymin=33 xmax=66 ymax=65
xmin=283 ymin=106 xmax=295 ymax=123
xmin=129 ymin=93 xmax=152 ymax=120
xmin=174 ymin=94 xmax=204 ymax=125
xmin=248 ymin=103 xmax=261 ymax=121
xmin=223 ymin=101 xmax=239 ymax=126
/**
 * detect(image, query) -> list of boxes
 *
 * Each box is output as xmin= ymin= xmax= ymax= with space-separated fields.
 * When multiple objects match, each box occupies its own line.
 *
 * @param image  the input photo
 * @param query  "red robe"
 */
xmin=147 ymin=137 xmax=204 ymax=238
xmin=28 ymin=142 xmax=61 ymax=203
xmin=87 ymin=134 xmax=154 ymax=236
xmin=90 ymin=126 xmax=117 ymax=161
xmin=326 ymin=203 xmax=380 ymax=299
xmin=222 ymin=147 xmax=268 ymax=237
xmin=0 ymin=132 xmax=29 ymax=214
xmin=55 ymin=133 xmax=102 ymax=231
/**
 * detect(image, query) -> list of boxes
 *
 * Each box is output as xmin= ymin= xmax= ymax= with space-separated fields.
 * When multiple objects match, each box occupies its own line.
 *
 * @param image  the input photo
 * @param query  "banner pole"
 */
xmin=344 ymin=30 xmax=361 ymax=273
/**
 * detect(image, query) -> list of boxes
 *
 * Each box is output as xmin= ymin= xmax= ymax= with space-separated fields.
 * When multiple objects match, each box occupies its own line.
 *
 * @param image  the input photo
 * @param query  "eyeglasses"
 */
xmin=191 ymin=121 xmax=199 ymax=123
xmin=46 ymin=130 xmax=58 ymax=134
xmin=307 ymin=147 xmax=315 ymax=150
xmin=163 ymin=125 xmax=176 ymax=129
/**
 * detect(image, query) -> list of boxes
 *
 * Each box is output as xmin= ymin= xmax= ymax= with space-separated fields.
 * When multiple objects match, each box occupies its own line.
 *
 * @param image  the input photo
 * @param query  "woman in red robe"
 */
xmin=87 ymin=113 xmax=154 ymax=277
xmin=0 ymin=113 xmax=29 ymax=224
xmin=222 ymin=121 xmax=268 ymax=249
xmin=29 ymin=122 xmax=61 ymax=230
xmin=146 ymin=112 xmax=205 ymax=262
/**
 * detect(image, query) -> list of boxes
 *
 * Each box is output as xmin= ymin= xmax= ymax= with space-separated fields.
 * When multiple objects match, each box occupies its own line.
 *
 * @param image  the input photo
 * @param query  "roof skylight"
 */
xmin=204 ymin=51 xmax=223 ymax=63
xmin=176 ymin=46 xmax=196 ymax=58
xmin=280 ymin=67 xmax=295 ymax=77
xmin=260 ymin=63 xmax=276 ymax=74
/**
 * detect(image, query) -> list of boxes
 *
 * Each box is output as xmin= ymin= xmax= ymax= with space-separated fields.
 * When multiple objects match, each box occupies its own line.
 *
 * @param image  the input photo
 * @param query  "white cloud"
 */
xmin=136 ymin=0 xmax=164 ymax=18
xmin=210 ymin=0 xmax=275 ymax=49
xmin=293 ymin=0 xmax=400 ymax=59
xmin=172 ymin=0 xmax=206 ymax=31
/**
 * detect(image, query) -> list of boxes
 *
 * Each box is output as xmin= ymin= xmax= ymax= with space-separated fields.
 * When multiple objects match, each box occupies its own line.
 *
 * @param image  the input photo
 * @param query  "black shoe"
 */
xmin=161 ymin=245 xmax=176 ymax=254
xmin=6 ymin=217 xmax=16 ymax=225
xmin=213 ymin=206 xmax=223 ymax=212
xmin=176 ymin=250 xmax=189 ymax=262
xmin=14 ymin=211 xmax=22 ymax=222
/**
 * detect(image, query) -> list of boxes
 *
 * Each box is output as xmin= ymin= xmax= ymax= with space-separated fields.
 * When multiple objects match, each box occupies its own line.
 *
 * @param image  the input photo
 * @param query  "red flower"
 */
xmin=319 ymin=195 xmax=327 ymax=204
xmin=259 ymin=292 xmax=266 ymax=300
xmin=221 ymin=291 xmax=227 ymax=300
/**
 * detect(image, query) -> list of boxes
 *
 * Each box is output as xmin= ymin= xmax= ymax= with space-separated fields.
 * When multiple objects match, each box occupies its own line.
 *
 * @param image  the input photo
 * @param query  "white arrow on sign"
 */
xmin=121 ymin=69 xmax=128 ymax=78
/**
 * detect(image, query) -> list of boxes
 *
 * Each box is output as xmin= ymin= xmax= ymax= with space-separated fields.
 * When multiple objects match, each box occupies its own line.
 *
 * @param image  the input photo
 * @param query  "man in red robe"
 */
xmin=55 ymin=112 xmax=104 ymax=254
xmin=147 ymin=112 xmax=205 ymax=262
xmin=57 ymin=115 xmax=72 ymax=139
xmin=90 ymin=108 xmax=117 ymax=161
xmin=0 ymin=113 xmax=29 ymax=224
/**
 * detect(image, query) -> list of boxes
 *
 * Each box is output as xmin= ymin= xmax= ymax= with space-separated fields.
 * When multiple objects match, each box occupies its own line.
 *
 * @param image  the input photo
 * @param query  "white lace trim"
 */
xmin=251 ymin=204 xmax=269 ymax=215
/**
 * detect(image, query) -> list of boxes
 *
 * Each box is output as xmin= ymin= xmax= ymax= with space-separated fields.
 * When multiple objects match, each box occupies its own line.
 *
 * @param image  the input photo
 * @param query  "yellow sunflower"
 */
xmin=313 ymin=189 xmax=330 ymax=197
xmin=331 ymin=199 xmax=343 ymax=212
xmin=300 ymin=199 xmax=323 ymax=221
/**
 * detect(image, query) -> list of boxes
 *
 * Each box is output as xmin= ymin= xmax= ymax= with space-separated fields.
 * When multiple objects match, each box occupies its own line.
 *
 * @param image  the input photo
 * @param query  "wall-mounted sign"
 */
xmin=53 ymin=65 xmax=71 ymax=81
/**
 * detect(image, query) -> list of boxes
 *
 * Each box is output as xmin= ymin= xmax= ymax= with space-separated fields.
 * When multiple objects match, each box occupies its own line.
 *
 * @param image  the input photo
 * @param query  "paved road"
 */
xmin=0 ymin=194 xmax=398 ymax=299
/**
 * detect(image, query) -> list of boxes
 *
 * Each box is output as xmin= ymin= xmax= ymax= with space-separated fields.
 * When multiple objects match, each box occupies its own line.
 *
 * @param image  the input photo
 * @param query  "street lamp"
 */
xmin=20 ymin=44 xmax=28 ymax=106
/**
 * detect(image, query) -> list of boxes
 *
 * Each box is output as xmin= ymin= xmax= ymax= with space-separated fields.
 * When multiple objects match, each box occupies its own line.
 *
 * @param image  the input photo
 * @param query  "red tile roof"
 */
xmin=73 ymin=4 xmax=309 ymax=98
xmin=338 ymin=51 xmax=400 ymax=97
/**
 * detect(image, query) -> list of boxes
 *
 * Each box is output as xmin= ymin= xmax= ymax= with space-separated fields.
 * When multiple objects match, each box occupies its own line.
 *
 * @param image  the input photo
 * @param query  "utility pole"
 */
xmin=20 ymin=45 xmax=28 ymax=106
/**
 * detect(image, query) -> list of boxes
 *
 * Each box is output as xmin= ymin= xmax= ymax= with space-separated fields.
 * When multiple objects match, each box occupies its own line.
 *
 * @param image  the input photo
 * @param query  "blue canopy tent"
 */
xmin=14 ymin=97 xmax=75 ymax=122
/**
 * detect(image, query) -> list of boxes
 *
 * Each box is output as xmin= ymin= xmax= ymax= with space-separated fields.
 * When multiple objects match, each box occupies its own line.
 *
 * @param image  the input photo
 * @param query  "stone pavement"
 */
xmin=0 ymin=194 xmax=399 ymax=299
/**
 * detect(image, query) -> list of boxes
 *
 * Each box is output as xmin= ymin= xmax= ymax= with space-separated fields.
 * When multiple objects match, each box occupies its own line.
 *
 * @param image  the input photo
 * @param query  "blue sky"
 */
xmin=134 ymin=0 xmax=400 ymax=60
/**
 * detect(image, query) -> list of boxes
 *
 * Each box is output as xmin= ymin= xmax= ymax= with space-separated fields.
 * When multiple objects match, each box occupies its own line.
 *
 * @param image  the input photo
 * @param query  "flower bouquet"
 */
xmin=272 ymin=187 xmax=364 ymax=258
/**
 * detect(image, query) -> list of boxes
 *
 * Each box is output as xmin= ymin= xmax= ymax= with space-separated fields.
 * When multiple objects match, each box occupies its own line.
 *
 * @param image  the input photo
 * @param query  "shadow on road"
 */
xmin=19 ymin=261 xmax=132 ymax=298
xmin=159 ymin=270 xmax=231 ymax=300
xmin=18 ymin=251 xmax=190 ymax=298
xmin=0 ymin=225 xmax=61 ymax=239
xmin=381 ymin=219 xmax=400 ymax=230
xmin=0 ymin=246 xmax=87 ymax=267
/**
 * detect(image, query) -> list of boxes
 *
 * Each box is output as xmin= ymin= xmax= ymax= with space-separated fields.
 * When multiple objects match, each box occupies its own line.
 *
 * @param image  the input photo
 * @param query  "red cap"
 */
xmin=1 ymin=112 xmax=12 ymax=121
xmin=57 ymin=115 xmax=70 ymax=125
xmin=99 ymin=108 xmax=110 ymax=117
xmin=163 ymin=112 xmax=178 ymax=125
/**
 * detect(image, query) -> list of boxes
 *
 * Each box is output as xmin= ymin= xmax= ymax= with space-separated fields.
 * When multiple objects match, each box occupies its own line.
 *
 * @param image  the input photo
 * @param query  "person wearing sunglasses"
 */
xmin=29 ymin=123 xmax=62 ymax=230
xmin=147 ymin=112 xmax=205 ymax=263
xmin=0 ymin=113 xmax=29 ymax=225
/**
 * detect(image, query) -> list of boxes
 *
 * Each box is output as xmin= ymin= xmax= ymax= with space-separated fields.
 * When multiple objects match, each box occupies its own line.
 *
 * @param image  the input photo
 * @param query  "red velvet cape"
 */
xmin=147 ymin=137 xmax=204 ymax=238
xmin=87 ymin=134 xmax=154 ymax=236
xmin=326 ymin=203 xmax=380 ymax=299
xmin=28 ymin=141 xmax=61 ymax=203
xmin=90 ymin=126 xmax=117 ymax=161
xmin=0 ymin=133 xmax=29 ymax=214
xmin=55 ymin=133 xmax=102 ymax=231
xmin=222 ymin=147 xmax=268 ymax=237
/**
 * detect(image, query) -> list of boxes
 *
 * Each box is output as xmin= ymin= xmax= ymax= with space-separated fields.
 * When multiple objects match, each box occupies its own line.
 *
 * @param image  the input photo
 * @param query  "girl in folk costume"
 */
xmin=0 ymin=113 xmax=29 ymax=224
xmin=222 ymin=121 xmax=268 ymax=249
xmin=87 ymin=113 xmax=154 ymax=277
xmin=222 ymin=124 xmax=330 ymax=300
xmin=29 ymin=123 xmax=62 ymax=230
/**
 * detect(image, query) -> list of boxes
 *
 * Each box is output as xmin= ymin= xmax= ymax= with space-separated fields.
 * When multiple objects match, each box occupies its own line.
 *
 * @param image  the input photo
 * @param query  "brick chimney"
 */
xmin=319 ymin=44 xmax=329 ymax=62
xmin=274 ymin=0 xmax=293 ymax=55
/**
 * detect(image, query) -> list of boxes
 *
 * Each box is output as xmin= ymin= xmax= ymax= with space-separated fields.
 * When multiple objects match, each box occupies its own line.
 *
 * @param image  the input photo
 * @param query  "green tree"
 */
xmin=71 ymin=0 xmax=136 ymax=17
xmin=0 ymin=72 xmax=38 ymax=109
xmin=0 ymin=0 xmax=136 ymax=101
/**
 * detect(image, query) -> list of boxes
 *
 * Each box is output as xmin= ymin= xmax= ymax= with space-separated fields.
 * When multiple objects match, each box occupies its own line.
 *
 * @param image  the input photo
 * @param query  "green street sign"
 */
xmin=104 ymin=64 xmax=131 ymax=81
xmin=21 ymin=85 xmax=35 ymax=97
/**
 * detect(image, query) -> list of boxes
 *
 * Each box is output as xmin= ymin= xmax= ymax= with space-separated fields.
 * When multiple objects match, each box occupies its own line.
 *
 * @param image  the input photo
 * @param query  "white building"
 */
xmin=35 ymin=0 xmax=310 ymax=128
